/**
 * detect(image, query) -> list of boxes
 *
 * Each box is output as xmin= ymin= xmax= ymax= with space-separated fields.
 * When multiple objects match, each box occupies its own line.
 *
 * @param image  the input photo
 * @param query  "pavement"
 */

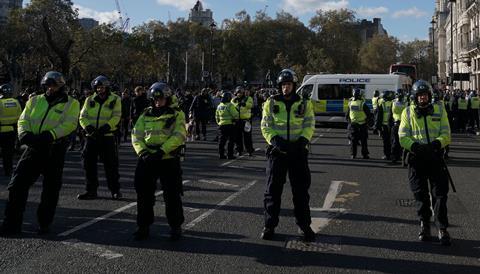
xmin=0 ymin=122 xmax=479 ymax=273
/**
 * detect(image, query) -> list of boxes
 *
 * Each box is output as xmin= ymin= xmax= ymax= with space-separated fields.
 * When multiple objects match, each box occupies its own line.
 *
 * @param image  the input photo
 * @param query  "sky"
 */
xmin=24 ymin=0 xmax=436 ymax=42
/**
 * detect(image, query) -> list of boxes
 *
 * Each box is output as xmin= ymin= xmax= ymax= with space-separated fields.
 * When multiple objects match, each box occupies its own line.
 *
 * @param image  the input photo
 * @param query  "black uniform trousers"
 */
xmin=82 ymin=136 xmax=120 ymax=193
xmin=120 ymin=118 xmax=130 ymax=142
xmin=264 ymin=147 xmax=311 ymax=229
xmin=348 ymin=123 xmax=369 ymax=157
xmin=235 ymin=120 xmax=254 ymax=154
xmin=195 ymin=117 xmax=208 ymax=137
xmin=381 ymin=125 xmax=391 ymax=158
xmin=469 ymin=109 xmax=479 ymax=129
xmin=3 ymin=142 xmax=68 ymax=230
xmin=0 ymin=131 xmax=16 ymax=175
xmin=458 ymin=110 xmax=468 ymax=131
xmin=218 ymin=124 xmax=236 ymax=157
xmin=134 ymin=157 xmax=184 ymax=229
xmin=408 ymin=154 xmax=449 ymax=229
xmin=390 ymin=122 xmax=402 ymax=160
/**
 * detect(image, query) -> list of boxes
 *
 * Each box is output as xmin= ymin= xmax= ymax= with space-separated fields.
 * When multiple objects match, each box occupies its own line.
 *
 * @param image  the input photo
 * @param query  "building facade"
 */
xmin=188 ymin=1 xmax=214 ymax=27
xmin=434 ymin=0 xmax=479 ymax=89
xmin=0 ymin=0 xmax=22 ymax=25
xmin=353 ymin=18 xmax=388 ymax=44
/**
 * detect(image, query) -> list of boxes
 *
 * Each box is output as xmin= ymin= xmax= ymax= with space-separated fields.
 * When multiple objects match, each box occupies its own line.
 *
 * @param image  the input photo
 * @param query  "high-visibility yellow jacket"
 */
xmin=0 ymin=98 xmax=22 ymax=133
xmin=348 ymin=99 xmax=367 ymax=125
xmin=132 ymin=106 xmax=186 ymax=160
xmin=399 ymin=104 xmax=451 ymax=151
xmin=470 ymin=97 xmax=480 ymax=110
xmin=372 ymin=96 xmax=379 ymax=110
xmin=261 ymin=94 xmax=315 ymax=145
xmin=392 ymin=98 xmax=406 ymax=122
xmin=79 ymin=92 xmax=122 ymax=136
xmin=18 ymin=93 xmax=80 ymax=140
xmin=232 ymin=96 xmax=253 ymax=120
xmin=216 ymin=102 xmax=239 ymax=126
xmin=458 ymin=98 xmax=468 ymax=110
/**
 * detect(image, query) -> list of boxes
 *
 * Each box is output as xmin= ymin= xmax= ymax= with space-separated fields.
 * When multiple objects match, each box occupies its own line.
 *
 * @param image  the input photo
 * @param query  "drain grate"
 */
xmin=285 ymin=236 xmax=341 ymax=252
xmin=396 ymin=199 xmax=416 ymax=207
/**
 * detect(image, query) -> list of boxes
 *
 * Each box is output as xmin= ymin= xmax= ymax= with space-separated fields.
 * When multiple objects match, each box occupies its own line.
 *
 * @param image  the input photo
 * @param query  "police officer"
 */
xmin=399 ymin=80 xmax=451 ymax=246
xmin=375 ymin=90 xmax=394 ymax=160
xmin=468 ymin=91 xmax=479 ymax=130
xmin=77 ymin=76 xmax=122 ymax=200
xmin=391 ymin=89 xmax=406 ymax=163
xmin=372 ymin=90 xmax=380 ymax=112
xmin=456 ymin=92 xmax=468 ymax=132
xmin=215 ymin=91 xmax=239 ymax=159
xmin=260 ymin=69 xmax=316 ymax=242
xmin=232 ymin=86 xmax=254 ymax=156
xmin=0 ymin=84 xmax=22 ymax=176
xmin=345 ymin=88 xmax=372 ymax=159
xmin=131 ymin=82 xmax=186 ymax=241
xmin=1 ymin=71 xmax=80 ymax=235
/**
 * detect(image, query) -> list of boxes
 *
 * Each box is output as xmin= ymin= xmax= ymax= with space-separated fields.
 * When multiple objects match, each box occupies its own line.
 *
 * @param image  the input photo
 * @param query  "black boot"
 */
xmin=0 ymin=222 xmax=21 ymax=236
xmin=133 ymin=226 xmax=149 ymax=241
xmin=418 ymin=221 xmax=431 ymax=241
xmin=169 ymin=227 xmax=182 ymax=241
xmin=438 ymin=229 xmax=451 ymax=246
xmin=37 ymin=225 xmax=50 ymax=235
xmin=301 ymin=226 xmax=316 ymax=242
xmin=111 ymin=191 xmax=122 ymax=200
xmin=260 ymin=227 xmax=275 ymax=240
xmin=77 ymin=191 xmax=98 ymax=200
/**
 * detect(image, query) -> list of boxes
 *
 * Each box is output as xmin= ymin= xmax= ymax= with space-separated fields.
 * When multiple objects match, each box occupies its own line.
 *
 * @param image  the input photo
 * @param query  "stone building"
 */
xmin=188 ymin=0 xmax=214 ymax=27
xmin=353 ymin=18 xmax=388 ymax=44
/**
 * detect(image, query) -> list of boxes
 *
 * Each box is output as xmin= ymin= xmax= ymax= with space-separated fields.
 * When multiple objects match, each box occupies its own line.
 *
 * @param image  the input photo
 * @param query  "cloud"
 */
xmin=75 ymin=4 xmax=119 ymax=24
xmin=281 ymin=0 xmax=349 ymax=15
xmin=392 ymin=7 xmax=427 ymax=19
xmin=156 ymin=0 xmax=198 ymax=11
xmin=355 ymin=6 xmax=388 ymax=17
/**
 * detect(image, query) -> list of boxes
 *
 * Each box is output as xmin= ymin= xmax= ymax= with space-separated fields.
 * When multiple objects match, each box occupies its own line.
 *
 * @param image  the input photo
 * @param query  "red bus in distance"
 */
xmin=389 ymin=64 xmax=417 ymax=81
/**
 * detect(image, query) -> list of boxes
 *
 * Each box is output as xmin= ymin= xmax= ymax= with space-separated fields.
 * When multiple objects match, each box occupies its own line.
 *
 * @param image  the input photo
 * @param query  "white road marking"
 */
xmin=62 ymin=239 xmax=123 ymax=260
xmin=58 ymin=180 xmax=191 ymax=237
xmin=327 ymin=128 xmax=332 ymax=132
xmin=309 ymin=181 xmax=348 ymax=234
xmin=220 ymin=148 xmax=261 ymax=167
xmin=184 ymin=180 xmax=257 ymax=231
xmin=227 ymin=165 xmax=264 ymax=172
xmin=198 ymin=179 xmax=239 ymax=188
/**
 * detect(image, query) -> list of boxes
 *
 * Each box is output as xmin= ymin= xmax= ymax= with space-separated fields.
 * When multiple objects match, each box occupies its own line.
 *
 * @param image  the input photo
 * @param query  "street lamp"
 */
xmin=449 ymin=0 xmax=456 ymax=88
xmin=431 ymin=17 xmax=436 ymax=85
xmin=209 ymin=21 xmax=217 ymax=86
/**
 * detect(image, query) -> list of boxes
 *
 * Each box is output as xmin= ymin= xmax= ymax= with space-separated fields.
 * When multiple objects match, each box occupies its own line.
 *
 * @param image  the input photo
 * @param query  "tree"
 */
xmin=359 ymin=35 xmax=397 ymax=73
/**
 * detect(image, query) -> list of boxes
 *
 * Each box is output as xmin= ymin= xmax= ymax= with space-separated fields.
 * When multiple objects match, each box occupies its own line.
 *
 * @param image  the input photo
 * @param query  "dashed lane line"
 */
xmin=198 ymin=179 xmax=239 ymax=188
xmin=184 ymin=180 xmax=257 ymax=231
xmin=220 ymin=148 xmax=261 ymax=167
xmin=61 ymin=239 xmax=123 ymax=260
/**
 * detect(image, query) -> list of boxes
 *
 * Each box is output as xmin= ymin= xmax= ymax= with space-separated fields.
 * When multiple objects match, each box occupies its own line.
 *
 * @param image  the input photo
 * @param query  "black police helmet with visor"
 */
xmin=221 ymin=91 xmax=232 ymax=103
xmin=41 ymin=71 xmax=66 ymax=88
xmin=352 ymin=88 xmax=363 ymax=100
xmin=148 ymin=82 xmax=172 ymax=102
xmin=395 ymin=89 xmax=404 ymax=100
xmin=381 ymin=90 xmax=394 ymax=101
xmin=277 ymin=69 xmax=298 ymax=90
xmin=0 ymin=83 xmax=13 ymax=98
xmin=411 ymin=80 xmax=433 ymax=107
xmin=91 ymin=75 xmax=110 ymax=90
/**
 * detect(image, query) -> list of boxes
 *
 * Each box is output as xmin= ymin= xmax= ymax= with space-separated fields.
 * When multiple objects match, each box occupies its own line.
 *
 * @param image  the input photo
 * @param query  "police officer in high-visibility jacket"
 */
xmin=345 ymin=88 xmax=372 ymax=159
xmin=0 ymin=83 xmax=22 ymax=176
xmin=375 ymin=90 xmax=394 ymax=160
xmin=131 ymin=82 xmax=186 ymax=241
xmin=457 ymin=93 xmax=468 ymax=132
xmin=232 ymin=86 xmax=254 ymax=156
xmin=77 ymin=76 xmax=122 ymax=200
xmin=399 ymin=80 xmax=452 ymax=246
xmin=1 ymin=71 xmax=80 ymax=235
xmin=260 ymin=69 xmax=316 ymax=242
xmin=216 ymin=91 xmax=239 ymax=159
xmin=468 ymin=91 xmax=479 ymax=130
xmin=391 ymin=89 xmax=406 ymax=163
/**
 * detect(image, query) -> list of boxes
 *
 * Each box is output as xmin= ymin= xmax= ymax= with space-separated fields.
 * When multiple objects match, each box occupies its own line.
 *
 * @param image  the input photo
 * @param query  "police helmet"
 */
xmin=373 ymin=90 xmax=380 ymax=97
xmin=221 ymin=91 xmax=233 ymax=103
xmin=148 ymin=82 xmax=171 ymax=100
xmin=352 ymin=88 xmax=362 ymax=99
xmin=0 ymin=83 xmax=13 ymax=98
xmin=234 ymin=86 xmax=244 ymax=95
xmin=411 ymin=80 xmax=433 ymax=106
xmin=277 ymin=69 xmax=298 ymax=87
xmin=381 ymin=90 xmax=394 ymax=101
xmin=470 ymin=90 xmax=477 ymax=97
xmin=91 ymin=75 xmax=110 ymax=90
xmin=432 ymin=89 xmax=440 ymax=102
xmin=41 ymin=71 xmax=66 ymax=88
xmin=395 ymin=89 xmax=404 ymax=99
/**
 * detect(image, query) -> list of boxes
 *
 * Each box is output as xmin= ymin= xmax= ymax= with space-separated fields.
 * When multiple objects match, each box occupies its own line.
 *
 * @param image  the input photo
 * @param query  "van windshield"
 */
xmin=317 ymin=84 xmax=365 ymax=100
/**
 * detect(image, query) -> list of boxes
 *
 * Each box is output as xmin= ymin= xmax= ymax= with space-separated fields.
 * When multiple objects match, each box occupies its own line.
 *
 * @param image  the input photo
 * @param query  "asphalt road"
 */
xmin=0 ymin=121 xmax=479 ymax=273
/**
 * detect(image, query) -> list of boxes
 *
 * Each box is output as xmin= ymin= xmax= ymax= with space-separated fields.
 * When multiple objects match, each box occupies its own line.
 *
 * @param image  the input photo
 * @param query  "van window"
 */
xmin=317 ymin=84 xmax=365 ymax=100
xmin=298 ymin=84 xmax=313 ymax=98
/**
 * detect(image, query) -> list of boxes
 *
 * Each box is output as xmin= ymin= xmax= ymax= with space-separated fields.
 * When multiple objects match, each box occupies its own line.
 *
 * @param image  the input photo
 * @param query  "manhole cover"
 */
xmin=396 ymin=199 xmax=416 ymax=207
xmin=285 ymin=236 xmax=341 ymax=252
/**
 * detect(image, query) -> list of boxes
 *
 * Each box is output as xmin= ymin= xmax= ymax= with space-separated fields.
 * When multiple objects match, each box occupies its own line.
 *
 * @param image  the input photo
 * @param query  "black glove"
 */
xmin=431 ymin=140 xmax=442 ymax=152
xmin=97 ymin=124 xmax=111 ymax=135
xmin=270 ymin=136 xmax=288 ymax=152
xmin=240 ymin=102 xmax=246 ymax=107
xmin=85 ymin=125 xmax=96 ymax=136
xmin=19 ymin=132 xmax=35 ymax=146
xmin=152 ymin=149 xmax=165 ymax=161
xmin=410 ymin=142 xmax=422 ymax=155
xmin=296 ymin=136 xmax=309 ymax=148
xmin=35 ymin=131 xmax=54 ymax=146
xmin=140 ymin=151 xmax=153 ymax=162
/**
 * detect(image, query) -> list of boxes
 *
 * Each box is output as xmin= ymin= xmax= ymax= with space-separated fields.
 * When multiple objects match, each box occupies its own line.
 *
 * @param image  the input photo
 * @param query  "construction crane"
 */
xmin=114 ymin=0 xmax=130 ymax=32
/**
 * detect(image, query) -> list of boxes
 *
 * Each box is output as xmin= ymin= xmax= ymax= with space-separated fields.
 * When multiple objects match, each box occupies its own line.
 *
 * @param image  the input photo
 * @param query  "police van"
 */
xmin=297 ymin=74 xmax=412 ymax=123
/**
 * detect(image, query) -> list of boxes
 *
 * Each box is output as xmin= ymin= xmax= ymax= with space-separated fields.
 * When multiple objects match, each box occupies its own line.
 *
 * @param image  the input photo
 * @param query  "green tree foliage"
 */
xmin=359 ymin=35 xmax=398 ymax=73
